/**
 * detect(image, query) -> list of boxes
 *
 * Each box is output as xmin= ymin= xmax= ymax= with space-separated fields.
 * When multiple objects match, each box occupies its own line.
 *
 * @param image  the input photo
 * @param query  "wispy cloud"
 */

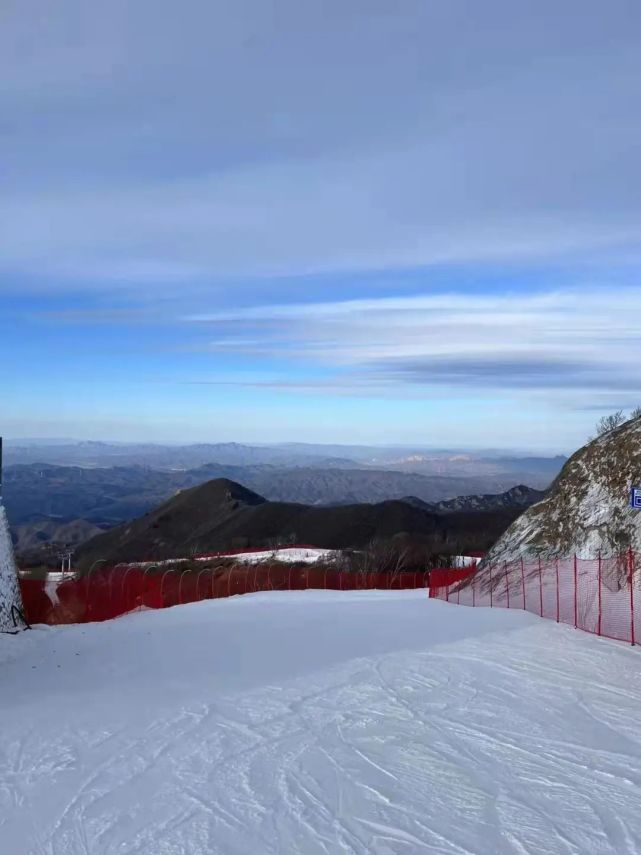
xmin=3 ymin=2 xmax=640 ymax=446
xmin=182 ymin=286 xmax=641 ymax=405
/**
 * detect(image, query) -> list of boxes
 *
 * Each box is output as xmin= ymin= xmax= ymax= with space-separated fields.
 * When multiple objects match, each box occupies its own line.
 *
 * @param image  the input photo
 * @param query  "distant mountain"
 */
xmin=75 ymin=478 xmax=530 ymax=568
xmin=400 ymin=485 xmax=544 ymax=514
xmin=12 ymin=518 xmax=105 ymax=561
xmin=4 ymin=440 xmax=565 ymax=488
xmin=3 ymin=442 xmax=360 ymax=470
xmin=434 ymin=484 xmax=545 ymax=513
xmin=4 ymin=462 xmax=543 ymax=532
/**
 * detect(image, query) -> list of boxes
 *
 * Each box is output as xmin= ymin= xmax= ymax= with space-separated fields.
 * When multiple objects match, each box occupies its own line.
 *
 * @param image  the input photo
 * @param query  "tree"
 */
xmin=630 ymin=406 xmax=641 ymax=421
xmin=594 ymin=410 xmax=625 ymax=437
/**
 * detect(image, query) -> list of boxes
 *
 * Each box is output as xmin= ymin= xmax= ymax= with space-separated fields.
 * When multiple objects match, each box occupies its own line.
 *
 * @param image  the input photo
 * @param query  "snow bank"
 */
xmin=0 ymin=502 xmax=23 ymax=632
xmin=2 ymin=591 xmax=641 ymax=853
xmin=128 ymin=545 xmax=337 ymax=568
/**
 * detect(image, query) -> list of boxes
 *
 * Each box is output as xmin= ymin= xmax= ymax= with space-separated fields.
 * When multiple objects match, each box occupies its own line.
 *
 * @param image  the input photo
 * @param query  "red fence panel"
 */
xmin=19 ymin=562 xmax=459 ymax=627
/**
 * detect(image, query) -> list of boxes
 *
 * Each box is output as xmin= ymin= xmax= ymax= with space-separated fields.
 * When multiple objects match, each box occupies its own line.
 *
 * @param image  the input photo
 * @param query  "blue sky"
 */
xmin=2 ymin=1 xmax=640 ymax=451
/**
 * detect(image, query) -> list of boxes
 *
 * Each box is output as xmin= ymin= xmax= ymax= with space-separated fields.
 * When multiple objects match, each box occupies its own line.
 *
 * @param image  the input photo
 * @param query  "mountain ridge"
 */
xmin=75 ymin=477 xmax=538 ymax=568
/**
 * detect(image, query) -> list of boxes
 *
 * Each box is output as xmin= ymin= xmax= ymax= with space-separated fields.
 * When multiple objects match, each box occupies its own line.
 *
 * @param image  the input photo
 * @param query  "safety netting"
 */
xmin=430 ymin=551 xmax=640 ymax=645
xmin=18 ymin=565 xmax=435 ymax=625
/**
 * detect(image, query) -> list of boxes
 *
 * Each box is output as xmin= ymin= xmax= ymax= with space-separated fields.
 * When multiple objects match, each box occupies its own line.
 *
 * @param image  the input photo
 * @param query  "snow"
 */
xmin=0 ymin=501 xmax=23 ymax=632
xmin=451 ymin=554 xmax=479 ymax=568
xmin=216 ymin=546 xmax=336 ymax=564
xmin=130 ymin=546 xmax=337 ymax=568
xmin=2 ymin=591 xmax=641 ymax=854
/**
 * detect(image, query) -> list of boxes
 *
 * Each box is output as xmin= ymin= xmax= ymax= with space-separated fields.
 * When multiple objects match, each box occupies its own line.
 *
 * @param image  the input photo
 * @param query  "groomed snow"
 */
xmin=2 ymin=591 xmax=641 ymax=854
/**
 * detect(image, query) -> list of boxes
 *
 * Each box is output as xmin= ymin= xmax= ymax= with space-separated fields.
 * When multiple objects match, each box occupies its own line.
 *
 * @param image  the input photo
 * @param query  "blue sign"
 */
xmin=631 ymin=488 xmax=641 ymax=509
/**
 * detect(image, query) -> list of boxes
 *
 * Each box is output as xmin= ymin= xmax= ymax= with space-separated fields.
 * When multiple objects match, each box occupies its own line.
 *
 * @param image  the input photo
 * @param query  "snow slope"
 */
xmin=2 ymin=591 xmax=641 ymax=854
xmin=128 ymin=546 xmax=337 ymax=568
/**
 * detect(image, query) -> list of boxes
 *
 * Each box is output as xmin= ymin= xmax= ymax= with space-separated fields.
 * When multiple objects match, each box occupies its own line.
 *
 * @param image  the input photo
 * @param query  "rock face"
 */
xmin=482 ymin=417 xmax=641 ymax=564
xmin=0 ymin=502 xmax=24 ymax=632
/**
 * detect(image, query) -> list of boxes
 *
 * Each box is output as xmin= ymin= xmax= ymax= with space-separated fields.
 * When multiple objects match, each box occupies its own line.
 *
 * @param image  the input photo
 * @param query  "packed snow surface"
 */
xmin=2 ymin=590 xmax=641 ymax=854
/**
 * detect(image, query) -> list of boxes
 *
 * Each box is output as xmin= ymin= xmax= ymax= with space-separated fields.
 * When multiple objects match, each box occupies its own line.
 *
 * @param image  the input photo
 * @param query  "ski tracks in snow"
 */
xmin=1 ymin=594 xmax=641 ymax=854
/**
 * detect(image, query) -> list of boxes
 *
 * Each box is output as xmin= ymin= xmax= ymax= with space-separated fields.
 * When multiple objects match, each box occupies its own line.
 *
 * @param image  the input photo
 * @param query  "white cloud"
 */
xmin=183 ymin=286 xmax=641 ymax=407
xmin=1 ymin=1 xmax=640 ymax=290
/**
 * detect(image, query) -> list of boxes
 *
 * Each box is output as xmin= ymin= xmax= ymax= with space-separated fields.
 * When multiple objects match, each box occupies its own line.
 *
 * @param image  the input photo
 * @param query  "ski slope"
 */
xmin=125 ymin=546 xmax=337 ymax=569
xmin=2 ymin=591 xmax=641 ymax=854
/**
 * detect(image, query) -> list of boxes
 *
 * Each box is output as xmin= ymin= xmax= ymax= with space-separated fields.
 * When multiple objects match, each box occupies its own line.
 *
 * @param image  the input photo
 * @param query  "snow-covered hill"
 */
xmin=3 ymin=591 xmax=641 ymax=853
xmin=483 ymin=415 xmax=641 ymax=563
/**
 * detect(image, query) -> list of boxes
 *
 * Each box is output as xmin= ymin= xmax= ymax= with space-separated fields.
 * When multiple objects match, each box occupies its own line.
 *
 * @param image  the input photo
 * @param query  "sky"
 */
xmin=2 ymin=0 xmax=640 ymax=451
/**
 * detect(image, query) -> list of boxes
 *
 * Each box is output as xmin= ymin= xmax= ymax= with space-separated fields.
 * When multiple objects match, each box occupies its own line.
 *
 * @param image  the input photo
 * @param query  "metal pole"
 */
xmin=520 ymin=557 xmax=526 ymax=610
xmin=629 ymin=547 xmax=635 ymax=646
xmin=504 ymin=563 xmax=510 ymax=609
xmin=196 ymin=566 xmax=211 ymax=602
xmin=489 ymin=565 xmax=493 ymax=607
xmin=597 ymin=552 xmax=602 ymax=636
xmin=140 ymin=564 xmax=159 ymax=612
xmin=538 ymin=556 xmax=543 ymax=617
xmin=574 ymin=554 xmax=578 ymax=629
xmin=555 ymin=558 xmax=560 ymax=623
xmin=159 ymin=567 xmax=172 ymax=607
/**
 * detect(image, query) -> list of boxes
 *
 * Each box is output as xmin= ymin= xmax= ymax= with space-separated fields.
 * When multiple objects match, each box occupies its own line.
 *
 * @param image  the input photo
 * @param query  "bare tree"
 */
xmin=630 ymin=406 xmax=641 ymax=421
xmin=594 ymin=410 xmax=625 ymax=437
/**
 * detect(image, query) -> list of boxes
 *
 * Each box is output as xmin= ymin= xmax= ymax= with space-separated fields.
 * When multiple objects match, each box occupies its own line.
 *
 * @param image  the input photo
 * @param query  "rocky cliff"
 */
xmin=482 ymin=416 xmax=641 ymax=564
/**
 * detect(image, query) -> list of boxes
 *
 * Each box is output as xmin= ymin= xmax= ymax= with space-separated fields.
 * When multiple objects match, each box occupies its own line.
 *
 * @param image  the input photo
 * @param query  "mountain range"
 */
xmin=4 ymin=440 xmax=564 ymax=483
xmin=75 ymin=478 xmax=542 ymax=569
xmin=4 ymin=440 xmax=558 ymax=565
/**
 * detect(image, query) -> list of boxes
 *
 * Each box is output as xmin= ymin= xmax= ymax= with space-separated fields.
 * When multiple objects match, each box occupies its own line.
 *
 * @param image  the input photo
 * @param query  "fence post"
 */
xmin=573 ymin=554 xmax=578 ymax=629
xmin=629 ymin=547 xmax=635 ymax=646
xmin=489 ymin=565 xmax=493 ymax=607
xmin=472 ymin=573 xmax=476 ymax=607
xmin=597 ymin=551 xmax=602 ymax=637
xmin=140 ymin=564 xmax=159 ymax=612
xmin=555 ymin=558 xmax=560 ymax=623
xmin=504 ymin=563 xmax=510 ymax=609
xmin=159 ymin=567 xmax=177 ymax=608
xmin=446 ymin=583 xmax=449 ymax=602
xmin=520 ymin=557 xmax=526 ymax=610
xmin=193 ymin=567 xmax=204 ymax=602
xmin=538 ymin=556 xmax=543 ymax=617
